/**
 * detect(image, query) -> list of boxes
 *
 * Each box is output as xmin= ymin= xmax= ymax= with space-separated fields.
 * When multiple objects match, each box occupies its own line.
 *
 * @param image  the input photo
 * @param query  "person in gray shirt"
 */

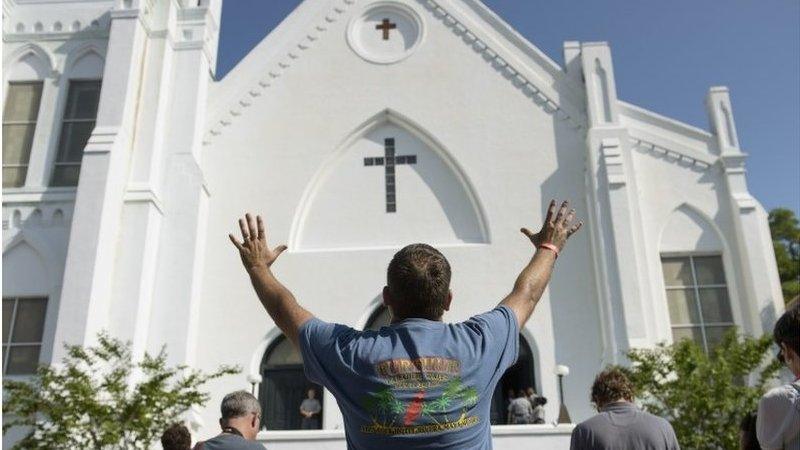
xmin=570 ymin=367 xmax=680 ymax=450
xmin=194 ymin=391 xmax=265 ymax=450
xmin=299 ymin=388 xmax=322 ymax=429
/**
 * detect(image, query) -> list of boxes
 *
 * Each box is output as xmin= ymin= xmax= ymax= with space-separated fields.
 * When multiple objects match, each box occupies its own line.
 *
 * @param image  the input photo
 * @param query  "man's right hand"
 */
xmin=500 ymin=199 xmax=583 ymax=326
xmin=228 ymin=213 xmax=288 ymax=273
xmin=520 ymin=200 xmax=582 ymax=252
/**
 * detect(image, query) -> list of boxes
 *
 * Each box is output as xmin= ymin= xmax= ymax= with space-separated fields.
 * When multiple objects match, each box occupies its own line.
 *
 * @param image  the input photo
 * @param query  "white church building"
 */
xmin=2 ymin=0 xmax=786 ymax=448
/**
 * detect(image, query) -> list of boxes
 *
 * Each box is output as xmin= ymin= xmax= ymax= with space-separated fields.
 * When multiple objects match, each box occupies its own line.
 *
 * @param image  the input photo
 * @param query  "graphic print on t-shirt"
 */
xmin=361 ymin=357 xmax=479 ymax=435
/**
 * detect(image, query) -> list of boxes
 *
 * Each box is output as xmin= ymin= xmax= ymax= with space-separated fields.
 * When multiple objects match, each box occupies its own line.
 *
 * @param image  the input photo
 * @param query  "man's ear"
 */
xmin=219 ymin=418 xmax=224 ymax=429
xmin=782 ymin=342 xmax=798 ymax=362
xmin=443 ymin=290 xmax=453 ymax=312
xmin=382 ymin=286 xmax=392 ymax=307
xmin=251 ymin=413 xmax=258 ymax=429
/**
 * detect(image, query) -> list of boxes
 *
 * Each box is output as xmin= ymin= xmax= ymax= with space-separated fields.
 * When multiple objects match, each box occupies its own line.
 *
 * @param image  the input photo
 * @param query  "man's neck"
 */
xmin=599 ymin=399 xmax=631 ymax=410
xmin=391 ymin=315 xmax=442 ymax=324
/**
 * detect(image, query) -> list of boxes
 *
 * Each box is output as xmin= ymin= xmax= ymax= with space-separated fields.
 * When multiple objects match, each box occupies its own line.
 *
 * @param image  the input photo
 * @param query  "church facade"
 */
xmin=2 ymin=0 xmax=785 ymax=448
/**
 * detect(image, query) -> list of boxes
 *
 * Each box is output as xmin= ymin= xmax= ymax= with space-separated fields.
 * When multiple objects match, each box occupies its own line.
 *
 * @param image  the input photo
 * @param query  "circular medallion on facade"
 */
xmin=347 ymin=2 xmax=424 ymax=65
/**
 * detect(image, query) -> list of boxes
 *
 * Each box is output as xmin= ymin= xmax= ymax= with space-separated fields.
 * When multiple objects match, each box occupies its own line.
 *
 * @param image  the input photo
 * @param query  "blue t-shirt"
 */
xmin=298 ymin=306 xmax=519 ymax=450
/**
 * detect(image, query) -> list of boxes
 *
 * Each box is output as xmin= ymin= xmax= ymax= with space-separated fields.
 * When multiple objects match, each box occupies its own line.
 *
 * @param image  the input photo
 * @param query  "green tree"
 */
xmin=769 ymin=208 xmax=800 ymax=303
xmin=624 ymin=331 xmax=781 ymax=450
xmin=3 ymin=332 xmax=239 ymax=450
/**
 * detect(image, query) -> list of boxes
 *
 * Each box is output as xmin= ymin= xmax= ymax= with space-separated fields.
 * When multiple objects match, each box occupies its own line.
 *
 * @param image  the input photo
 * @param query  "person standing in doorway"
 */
xmin=525 ymin=387 xmax=546 ymax=424
xmin=507 ymin=390 xmax=533 ymax=425
xmin=300 ymin=388 xmax=322 ymax=429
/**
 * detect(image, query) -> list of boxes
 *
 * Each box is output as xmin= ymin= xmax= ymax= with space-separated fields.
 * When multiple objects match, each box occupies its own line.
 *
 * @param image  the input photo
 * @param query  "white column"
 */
xmin=146 ymin=2 xmax=219 ymax=370
xmin=705 ymin=87 xmax=785 ymax=334
xmin=51 ymin=6 xmax=149 ymax=359
xmin=580 ymin=42 xmax=657 ymax=359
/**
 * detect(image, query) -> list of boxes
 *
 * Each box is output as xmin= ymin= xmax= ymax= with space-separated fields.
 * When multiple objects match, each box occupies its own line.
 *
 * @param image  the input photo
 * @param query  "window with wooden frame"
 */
xmin=50 ymin=79 xmax=101 ymax=187
xmin=2 ymin=296 xmax=48 ymax=375
xmin=661 ymin=255 xmax=734 ymax=353
xmin=2 ymin=81 xmax=43 ymax=188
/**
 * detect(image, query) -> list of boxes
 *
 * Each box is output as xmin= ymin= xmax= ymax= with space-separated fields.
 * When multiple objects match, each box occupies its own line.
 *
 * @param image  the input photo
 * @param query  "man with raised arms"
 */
xmin=229 ymin=199 xmax=582 ymax=449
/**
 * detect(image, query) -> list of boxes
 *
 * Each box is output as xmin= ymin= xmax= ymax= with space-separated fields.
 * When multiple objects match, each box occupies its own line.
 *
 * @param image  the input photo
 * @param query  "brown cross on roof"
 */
xmin=375 ymin=18 xmax=397 ymax=40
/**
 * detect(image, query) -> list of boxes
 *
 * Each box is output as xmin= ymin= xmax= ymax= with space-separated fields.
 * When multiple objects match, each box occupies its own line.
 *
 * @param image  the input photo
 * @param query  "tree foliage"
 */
xmin=624 ymin=331 xmax=781 ymax=450
xmin=769 ymin=208 xmax=800 ymax=303
xmin=2 ymin=332 xmax=239 ymax=450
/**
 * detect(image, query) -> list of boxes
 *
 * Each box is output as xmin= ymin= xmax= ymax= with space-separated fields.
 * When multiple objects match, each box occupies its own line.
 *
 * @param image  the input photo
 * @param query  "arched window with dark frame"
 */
xmin=258 ymin=334 xmax=323 ymax=430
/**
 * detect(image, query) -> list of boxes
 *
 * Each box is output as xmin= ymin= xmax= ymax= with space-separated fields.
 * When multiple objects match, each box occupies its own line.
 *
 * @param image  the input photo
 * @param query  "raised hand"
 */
xmin=520 ymin=199 xmax=583 ymax=252
xmin=228 ymin=213 xmax=288 ymax=272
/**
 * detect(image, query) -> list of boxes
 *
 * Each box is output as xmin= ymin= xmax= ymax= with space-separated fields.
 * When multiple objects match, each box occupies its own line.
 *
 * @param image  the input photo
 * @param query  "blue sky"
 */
xmin=217 ymin=0 xmax=800 ymax=215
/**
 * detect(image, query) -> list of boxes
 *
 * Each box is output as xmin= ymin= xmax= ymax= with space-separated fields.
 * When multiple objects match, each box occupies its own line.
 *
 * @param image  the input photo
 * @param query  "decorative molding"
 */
xmin=414 ymin=0 xmax=584 ymax=127
xmin=631 ymin=137 xmax=714 ymax=171
xmin=600 ymin=137 xmax=626 ymax=187
xmin=203 ymin=0 xmax=587 ymax=145
xmin=5 ymin=16 xmax=110 ymax=41
xmin=204 ymin=0 xmax=357 ymax=144
xmin=2 ymin=187 xmax=77 ymax=205
xmin=123 ymin=183 xmax=164 ymax=213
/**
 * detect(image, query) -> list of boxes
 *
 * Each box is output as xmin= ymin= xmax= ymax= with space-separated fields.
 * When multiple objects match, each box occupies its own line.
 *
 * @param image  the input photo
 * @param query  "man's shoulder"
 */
xmin=760 ymin=382 xmax=800 ymax=409
xmin=200 ymin=434 xmax=265 ymax=450
xmin=638 ymin=408 xmax=670 ymax=423
xmin=574 ymin=413 xmax=606 ymax=432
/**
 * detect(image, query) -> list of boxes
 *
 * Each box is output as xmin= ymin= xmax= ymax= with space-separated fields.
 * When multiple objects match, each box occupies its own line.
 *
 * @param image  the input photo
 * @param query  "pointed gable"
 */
xmin=205 ymin=0 xmax=588 ymax=143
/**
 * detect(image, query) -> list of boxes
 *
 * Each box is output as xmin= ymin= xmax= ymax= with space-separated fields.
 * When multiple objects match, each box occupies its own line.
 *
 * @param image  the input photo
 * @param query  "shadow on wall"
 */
xmin=544 ymin=111 xmax=607 ymax=424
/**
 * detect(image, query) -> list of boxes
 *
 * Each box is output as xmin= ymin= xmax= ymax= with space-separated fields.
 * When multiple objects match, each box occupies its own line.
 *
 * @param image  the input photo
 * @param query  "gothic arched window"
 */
xmin=258 ymin=334 xmax=323 ymax=430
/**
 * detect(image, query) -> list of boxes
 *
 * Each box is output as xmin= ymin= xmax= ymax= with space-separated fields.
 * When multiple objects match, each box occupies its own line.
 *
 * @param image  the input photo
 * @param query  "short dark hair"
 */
xmin=774 ymin=304 xmax=800 ymax=358
xmin=591 ymin=367 xmax=635 ymax=407
xmin=387 ymin=244 xmax=451 ymax=320
xmin=160 ymin=423 xmax=191 ymax=450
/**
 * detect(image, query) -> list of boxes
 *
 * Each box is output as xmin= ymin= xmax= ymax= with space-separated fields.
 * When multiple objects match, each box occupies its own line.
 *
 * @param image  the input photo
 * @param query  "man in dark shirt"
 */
xmin=570 ymin=367 xmax=680 ymax=450
xmin=195 ymin=391 xmax=264 ymax=450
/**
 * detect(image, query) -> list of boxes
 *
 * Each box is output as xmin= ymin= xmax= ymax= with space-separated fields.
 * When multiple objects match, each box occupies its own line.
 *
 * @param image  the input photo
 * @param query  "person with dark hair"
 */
xmin=229 ymin=199 xmax=582 ymax=449
xmin=161 ymin=423 xmax=192 ymax=450
xmin=757 ymin=305 xmax=800 ymax=450
xmin=569 ymin=367 xmax=679 ymax=450
xmin=525 ymin=387 xmax=547 ymax=425
xmin=507 ymin=389 xmax=533 ymax=424
xmin=740 ymin=411 xmax=762 ymax=450
xmin=193 ymin=391 xmax=263 ymax=450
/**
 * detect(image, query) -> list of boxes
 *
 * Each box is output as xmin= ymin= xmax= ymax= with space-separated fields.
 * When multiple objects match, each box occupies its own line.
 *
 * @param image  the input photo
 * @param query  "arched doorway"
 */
xmin=490 ymin=336 xmax=536 ymax=424
xmin=259 ymin=334 xmax=323 ymax=430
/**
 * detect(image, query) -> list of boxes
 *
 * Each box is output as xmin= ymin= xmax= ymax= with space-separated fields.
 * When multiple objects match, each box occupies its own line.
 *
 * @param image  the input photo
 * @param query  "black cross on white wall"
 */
xmin=364 ymin=138 xmax=417 ymax=213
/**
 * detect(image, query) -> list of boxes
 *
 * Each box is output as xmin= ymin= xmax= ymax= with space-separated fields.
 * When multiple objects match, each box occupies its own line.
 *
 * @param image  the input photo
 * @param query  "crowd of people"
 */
xmin=505 ymin=387 xmax=547 ymax=425
xmin=157 ymin=201 xmax=797 ymax=449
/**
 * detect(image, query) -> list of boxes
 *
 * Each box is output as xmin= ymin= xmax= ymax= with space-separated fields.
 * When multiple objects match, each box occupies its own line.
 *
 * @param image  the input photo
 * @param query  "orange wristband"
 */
xmin=538 ymin=243 xmax=559 ymax=258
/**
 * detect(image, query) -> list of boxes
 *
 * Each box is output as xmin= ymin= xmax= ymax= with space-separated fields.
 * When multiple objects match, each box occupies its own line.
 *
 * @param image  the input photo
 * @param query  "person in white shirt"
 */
xmin=757 ymin=305 xmax=800 ymax=450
